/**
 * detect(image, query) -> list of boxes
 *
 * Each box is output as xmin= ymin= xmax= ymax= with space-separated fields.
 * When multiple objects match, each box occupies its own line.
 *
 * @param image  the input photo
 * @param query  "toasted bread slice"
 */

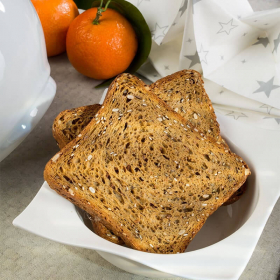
xmin=150 ymin=70 xmax=226 ymax=146
xmin=45 ymin=73 xmax=250 ymax=254
xmin=53 ymin=104 xmax=124 ymax=244
xmin=52 ymin=105 xmax=101 ymax=149
xmin=53 ymin=71 xmax=244 ymax=206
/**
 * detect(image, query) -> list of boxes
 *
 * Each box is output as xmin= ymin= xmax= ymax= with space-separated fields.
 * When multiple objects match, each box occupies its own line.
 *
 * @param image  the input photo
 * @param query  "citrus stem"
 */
xmin=93 ymin=0 xmax=112 ymax=25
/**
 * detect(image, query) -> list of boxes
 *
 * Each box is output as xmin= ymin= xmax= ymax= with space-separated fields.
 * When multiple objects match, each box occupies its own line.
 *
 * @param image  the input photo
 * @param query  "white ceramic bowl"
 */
xmin=13 ymin=112 xmax=280 ymax=280
xmin=0 ymin=0 xmax=56 ymax=162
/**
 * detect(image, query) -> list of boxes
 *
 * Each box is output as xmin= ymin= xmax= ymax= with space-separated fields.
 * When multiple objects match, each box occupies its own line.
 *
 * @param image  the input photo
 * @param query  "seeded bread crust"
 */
xmin=45 ymin=73 xmax=250 ymax=254
xmin=90 ymin=215 xmax=125 ymax=245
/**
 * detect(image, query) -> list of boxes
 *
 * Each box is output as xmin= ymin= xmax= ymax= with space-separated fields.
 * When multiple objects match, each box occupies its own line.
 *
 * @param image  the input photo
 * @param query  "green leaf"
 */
xmin=73 ymin=0 xmax=152 ymax=88
xmin=73 ymin=0 xmax=93 ymax=9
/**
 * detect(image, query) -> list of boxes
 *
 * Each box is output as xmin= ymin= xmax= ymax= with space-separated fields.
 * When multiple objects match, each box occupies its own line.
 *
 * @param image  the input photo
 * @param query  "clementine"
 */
xmin=32 ymin=0 xmax=79 ymax=57
xmin=66 ymin=8 xmax=138 ymax=80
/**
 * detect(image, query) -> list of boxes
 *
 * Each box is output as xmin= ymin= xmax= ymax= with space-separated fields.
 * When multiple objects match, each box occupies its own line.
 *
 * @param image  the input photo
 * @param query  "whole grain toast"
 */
xmin=150 ymin=70 xmax=226 ymax=146
xmin=45 ymin=73 xmax=250 ymax=254
xmin=53 ymin=70 xmax=245 ymax=206
xmin=52 ymin=104 xmax=101 ymax=149
xmin=52 ymin=70 xmax=246 ymax=245
xmin=53 ymin=104 xmax=124 ymax=244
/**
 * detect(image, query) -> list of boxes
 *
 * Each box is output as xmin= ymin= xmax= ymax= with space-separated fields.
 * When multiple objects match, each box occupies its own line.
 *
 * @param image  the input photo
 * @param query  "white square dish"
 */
xmin=13 ymin=113 xmax=280 ymax=280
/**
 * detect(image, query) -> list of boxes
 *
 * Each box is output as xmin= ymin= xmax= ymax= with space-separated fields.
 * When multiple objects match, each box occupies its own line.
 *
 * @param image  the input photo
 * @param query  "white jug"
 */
xmin=0 ymin=0 xmax=56 ymax=162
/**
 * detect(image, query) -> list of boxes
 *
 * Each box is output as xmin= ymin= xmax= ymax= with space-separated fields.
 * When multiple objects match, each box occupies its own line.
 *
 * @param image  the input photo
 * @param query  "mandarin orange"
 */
xmin=66 ymin=8 xmax=138 ymax=80
xmin=32 ymin=0 xmax=79 ymax=57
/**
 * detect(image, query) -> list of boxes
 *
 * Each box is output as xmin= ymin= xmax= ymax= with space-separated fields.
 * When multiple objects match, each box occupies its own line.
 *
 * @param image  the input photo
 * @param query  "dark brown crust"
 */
xmin=45 ymin=73 xmax=250 ymax=253
xmin=222 ymin=183 xmax=247 ymax=206
xmin=91 ymin=216 xmax=125 ymax=245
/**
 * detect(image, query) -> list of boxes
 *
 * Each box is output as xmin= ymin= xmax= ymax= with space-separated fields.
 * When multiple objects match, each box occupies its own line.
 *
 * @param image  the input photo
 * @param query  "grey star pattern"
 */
xmin=263 ymin=117 xmax=280 ymax=125
xmin=198 ymin=44 xmax=209 ymax=64
xmin=243 ymin=33 xmax=247 ymax=36
xmin=260 ymin=104 xmax=274 ymax=114
xmin=221 ymin=55 xmax=224 ymax=60
xmin=179 ymin=0 xmax=188 ymax=17
xmin=272 ymin=33 xmax=280 ymax=53
xmin=172 ymin=22 xmax=177 ymax=26
xmin=151 ymin=23 xmax=169 ymax=40
xmin=253 ymin=77 xmax=280 ymax=98
xmin=185 ymin=51 xmax=200 ymax=68
xmin=153 ymin=74 xmax=158 ymax=77
xmin=242 ymin=59 xmax=246 ymax=63
xmin=217 ymin=19 xmax=238 ymax=35
xmin=137 ymin=0 xmax=150 ymax=6
xmin=226 ymin=111 xmax=248 ymax=120
xmin=253 ymin=37 xmax=269 ymax=48
xmin=237 ymin=15 xmax=241 ymax=19
xmin=164 ymin=65 xmax=169 ymax=70
xmin=187 ymin=38 xmax=192 ymax=43
xmin=219 ymin=85 xmax=224 ymax=94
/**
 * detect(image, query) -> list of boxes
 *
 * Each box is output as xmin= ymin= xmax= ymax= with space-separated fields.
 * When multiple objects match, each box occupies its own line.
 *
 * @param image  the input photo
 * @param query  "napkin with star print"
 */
xmin=128 ymin=0 xmax=280 ymax=130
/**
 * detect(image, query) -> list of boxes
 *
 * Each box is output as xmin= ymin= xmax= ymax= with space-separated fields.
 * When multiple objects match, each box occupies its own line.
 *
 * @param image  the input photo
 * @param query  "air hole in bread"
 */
xmin=126 ymin=165 xmax=132 ymax=173
xmin=163 ymin=155 xmax=170 ymax=160
xmin=63 ymin=175 xmax=72 ymax=183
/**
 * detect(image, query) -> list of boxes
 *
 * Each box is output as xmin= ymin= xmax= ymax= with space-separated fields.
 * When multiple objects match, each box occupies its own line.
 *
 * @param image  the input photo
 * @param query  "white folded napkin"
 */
xmin=128 ymin=0 xmax=280 ymax=130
